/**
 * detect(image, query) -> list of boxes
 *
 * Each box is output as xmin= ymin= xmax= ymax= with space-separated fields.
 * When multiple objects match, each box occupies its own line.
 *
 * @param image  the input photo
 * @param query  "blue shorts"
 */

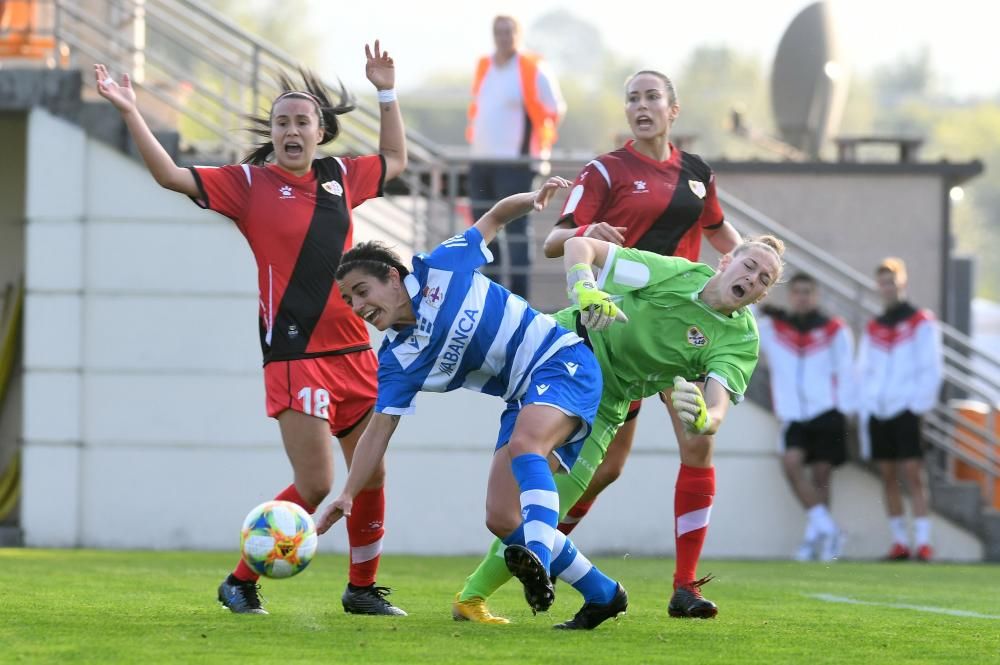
xmin=495 ymin=342 xmax=602 ymax=471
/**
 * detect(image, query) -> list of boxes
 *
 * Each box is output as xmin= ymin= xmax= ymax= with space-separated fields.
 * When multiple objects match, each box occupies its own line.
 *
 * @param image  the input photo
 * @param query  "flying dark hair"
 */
xmin=336 ymin=241 xmax=411 ymax=282
xmin=625 ymin=69 xmax=678 ymax=106
xmin=241 ymin=68 xmax=356 ymax=166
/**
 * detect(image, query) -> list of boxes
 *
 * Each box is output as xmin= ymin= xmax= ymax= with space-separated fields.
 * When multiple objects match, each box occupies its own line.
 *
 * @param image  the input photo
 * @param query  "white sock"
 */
xmin=808 ymin=504 xmax=836 ymax=534
xmin=913 ymin=517 xmax=932 ymax=547
xmin=889 ymin=516 xmax=909 ymax=545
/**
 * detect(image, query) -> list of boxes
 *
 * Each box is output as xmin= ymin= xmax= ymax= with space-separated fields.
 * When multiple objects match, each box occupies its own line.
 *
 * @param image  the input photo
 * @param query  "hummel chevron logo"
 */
xmin=536 ymin=384 xmax=550 ymax=395
xmin=564 ymin=362 xmax=579 ymax=376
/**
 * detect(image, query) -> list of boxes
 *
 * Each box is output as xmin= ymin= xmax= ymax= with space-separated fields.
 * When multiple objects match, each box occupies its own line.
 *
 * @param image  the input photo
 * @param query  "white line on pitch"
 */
xmin=807 ymin=593 xmax=1000 ymax=619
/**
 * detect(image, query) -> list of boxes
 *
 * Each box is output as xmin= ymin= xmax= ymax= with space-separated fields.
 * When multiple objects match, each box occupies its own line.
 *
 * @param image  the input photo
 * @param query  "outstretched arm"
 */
xmin=562 ymin=235 xmax=616 ymax=273
xmin=703 ymin=220 xmax=741 ymax=255
xmin=94 ymin=64 xmax=198 ymax=197
xmin=316 ymin=412 xmax=400 ymax=534
xmin=473 ymin=177 xmax=571 ymax=245
xmin=365 ymin=41 xmax=407 ymax=181
xmin=544 ymin=220 xmax=627 ymax=258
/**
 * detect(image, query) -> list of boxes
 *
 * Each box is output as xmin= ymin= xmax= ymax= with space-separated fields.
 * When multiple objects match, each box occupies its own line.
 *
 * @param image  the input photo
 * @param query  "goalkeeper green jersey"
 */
xmin=555 ymin=247 xmax=760 ymax=403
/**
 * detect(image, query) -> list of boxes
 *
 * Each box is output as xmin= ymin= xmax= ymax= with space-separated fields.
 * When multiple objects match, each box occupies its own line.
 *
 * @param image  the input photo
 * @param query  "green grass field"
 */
xmin=1 ymin=549 xmax=998 ymax=664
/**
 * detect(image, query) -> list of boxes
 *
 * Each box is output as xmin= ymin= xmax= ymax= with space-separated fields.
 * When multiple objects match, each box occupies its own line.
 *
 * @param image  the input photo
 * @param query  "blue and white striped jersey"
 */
xmin=375 ymin=226 xmax=583 ymax=415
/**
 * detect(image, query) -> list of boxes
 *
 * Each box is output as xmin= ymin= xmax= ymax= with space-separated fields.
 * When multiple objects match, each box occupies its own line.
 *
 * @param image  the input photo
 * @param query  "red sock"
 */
xmin=232 ymin=484 xmax=317 ymax=583
xmin=346 ymin=487 xmax=385 ymax=587
xmin=557 ymin=498 xmax=595 ymax=535
xmin=673 ymin=465 xmax=715 ymax=589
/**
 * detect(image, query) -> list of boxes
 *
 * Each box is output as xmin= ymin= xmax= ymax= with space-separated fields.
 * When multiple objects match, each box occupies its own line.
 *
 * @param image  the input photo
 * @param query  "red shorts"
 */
xmin=264 ymin=350 xmax=378 ymax=436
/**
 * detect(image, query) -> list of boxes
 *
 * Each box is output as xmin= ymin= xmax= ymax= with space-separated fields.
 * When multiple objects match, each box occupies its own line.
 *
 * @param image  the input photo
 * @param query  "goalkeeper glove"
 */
xmin=567 ymin=263 xmax=628 ymax=331
xmin=671 ymin=376 xmax=711 ymax=434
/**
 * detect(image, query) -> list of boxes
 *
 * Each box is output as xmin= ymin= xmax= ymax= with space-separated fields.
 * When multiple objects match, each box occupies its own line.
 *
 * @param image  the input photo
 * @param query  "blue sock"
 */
xmin=550 ymin=530 xmax=618 ymax=604
xmin=502 ymin=525 xmax=525 ymax=547
xmin=510 ymin=453 xmax=559 ymax=572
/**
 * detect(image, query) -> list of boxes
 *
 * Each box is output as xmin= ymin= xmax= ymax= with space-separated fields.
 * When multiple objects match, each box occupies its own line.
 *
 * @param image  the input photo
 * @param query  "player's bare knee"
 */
xmin=296 ymin=475 xmax=332 ymax=507
xmin=594 ymin=462 xmax=623 ymax=488
xmin=485 ymin=511 xmax=520 ymax=539
xmin=362 ymin=465 xmax=386 ymax=489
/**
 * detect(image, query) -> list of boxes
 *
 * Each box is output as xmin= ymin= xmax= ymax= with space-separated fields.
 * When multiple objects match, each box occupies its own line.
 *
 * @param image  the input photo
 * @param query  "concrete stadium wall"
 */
xmin=717 ymin=170 xmax=946 ymax=318
xmin=18 ymin=108 xmax=983 ymax=562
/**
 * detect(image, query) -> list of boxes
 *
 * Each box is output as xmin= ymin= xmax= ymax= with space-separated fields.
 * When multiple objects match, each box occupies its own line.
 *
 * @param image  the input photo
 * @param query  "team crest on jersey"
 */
xmin=278 ymin=185 xmax=294 ymax=199
xmin=687 ymin=326 xmax=708 ymax=347
xmin=632 ymin=180 xmax=648 ymax=194
xmin=321 ymin=180 xmax=343 ymax=196
xmin=688 ymin=180 xmax=706 ymax=199
xmin=422 ymin=285 xmax=444 ymax=307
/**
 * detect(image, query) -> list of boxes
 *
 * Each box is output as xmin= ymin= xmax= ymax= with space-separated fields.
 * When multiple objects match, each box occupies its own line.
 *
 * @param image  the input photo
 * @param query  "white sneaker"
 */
xmin=793 ymin=539 xmax=817 ymax=561
xmin=817 ymin=528 xmax=845 ymax=562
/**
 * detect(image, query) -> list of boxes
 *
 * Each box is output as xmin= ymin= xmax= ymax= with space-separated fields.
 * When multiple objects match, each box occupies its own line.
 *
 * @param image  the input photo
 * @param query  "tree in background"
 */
xmin=869 ymin=50 xmax=1000 ymax=299
xmin=671 ymin=45 xmax=770 ymax=159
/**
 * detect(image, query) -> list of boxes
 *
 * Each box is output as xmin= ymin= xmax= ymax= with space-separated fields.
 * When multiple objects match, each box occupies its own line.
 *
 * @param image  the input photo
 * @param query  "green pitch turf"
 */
xmin=1 ymin=549 xmax=997 ymax=664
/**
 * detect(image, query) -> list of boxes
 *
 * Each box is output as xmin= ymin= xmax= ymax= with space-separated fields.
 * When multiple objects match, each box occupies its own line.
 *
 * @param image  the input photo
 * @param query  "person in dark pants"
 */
xmin=466 ymin=14 xmax=565 ymax=299
xmin=757 ymin=272 xmax=856 ymax=561
xmin=858 ymin=257 xmax=943 ymax=562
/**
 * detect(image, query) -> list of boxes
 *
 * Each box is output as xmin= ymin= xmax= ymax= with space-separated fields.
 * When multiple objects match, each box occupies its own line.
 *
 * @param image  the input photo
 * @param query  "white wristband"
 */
xmin=377 ymin=89 xmax=397 ymax=103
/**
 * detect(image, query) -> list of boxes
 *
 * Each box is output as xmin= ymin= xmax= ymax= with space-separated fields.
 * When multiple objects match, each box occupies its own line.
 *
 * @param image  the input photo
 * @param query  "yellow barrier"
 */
xmin=0 ymin=281 xmax=23 ymax=407
xmin=0 ymin=450 xmax=19 ymax=521
xmin=0 ymin=281 xmax=24 ymax=521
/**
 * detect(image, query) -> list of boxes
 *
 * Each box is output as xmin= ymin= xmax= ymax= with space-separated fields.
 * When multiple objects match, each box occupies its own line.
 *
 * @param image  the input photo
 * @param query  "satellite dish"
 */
xmin=771 ymin=1 xmax=849 ymax=158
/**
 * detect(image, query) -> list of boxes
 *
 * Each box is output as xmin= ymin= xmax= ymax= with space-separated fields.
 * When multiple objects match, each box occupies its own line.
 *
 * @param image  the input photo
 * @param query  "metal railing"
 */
xmin=721 ymin=190 xmax=1000 ymax=507
xmin=23 ymin=0 xmax=998 ymax=509
xmin=48 ymin=0 xmax=449 ymax=251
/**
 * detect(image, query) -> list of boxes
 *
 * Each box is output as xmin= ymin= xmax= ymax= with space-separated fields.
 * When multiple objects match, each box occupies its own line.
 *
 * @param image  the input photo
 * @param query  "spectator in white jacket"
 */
xmin=857 ymin=257 xmax=943 ymax=562
xmin=758 ymin=272 xmax=855 ymax=561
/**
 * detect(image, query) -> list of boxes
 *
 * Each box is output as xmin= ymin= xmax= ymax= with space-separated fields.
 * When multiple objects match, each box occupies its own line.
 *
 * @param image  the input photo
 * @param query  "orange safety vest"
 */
xmin=466 ymin=52 xmax=559 ymax=156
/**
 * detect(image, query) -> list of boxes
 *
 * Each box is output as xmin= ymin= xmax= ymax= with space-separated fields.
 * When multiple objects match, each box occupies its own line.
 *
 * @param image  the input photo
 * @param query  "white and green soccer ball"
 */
xmin=240 ymin=500 xmax=318 ymax=579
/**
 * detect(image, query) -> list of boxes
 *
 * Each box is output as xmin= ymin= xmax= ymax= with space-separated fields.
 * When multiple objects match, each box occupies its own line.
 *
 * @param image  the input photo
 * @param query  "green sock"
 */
xmin=458 ymin=472 xmax=587 ymax=602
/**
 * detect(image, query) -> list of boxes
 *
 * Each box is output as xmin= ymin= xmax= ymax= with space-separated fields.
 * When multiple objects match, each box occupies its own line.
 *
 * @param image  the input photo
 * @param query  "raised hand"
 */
xmin=94 ymin=64 xmax=136 ymax=114
xmin=315 ymin=494 xmax=353 ymax=535
xmin=532 ymin=176 xmax=572 ymax=210
xmin=365 ymin=40 xmax=395 ymax=91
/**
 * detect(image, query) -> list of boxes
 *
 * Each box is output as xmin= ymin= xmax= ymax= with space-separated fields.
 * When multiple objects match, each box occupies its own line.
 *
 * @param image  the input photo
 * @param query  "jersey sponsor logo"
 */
xmin=632 ymin=180 xmax=648 ymax=194
xmin=278 ymin=184 xmax=295 ymax=199
xmin=687 ymin=326 xmax=708 ymax=347
xmin=321 ymin=180 xmax=343 ymax=196
xmin=689 ymin=180 xmax=707 ymax=198
xmin=438 ymin=308 xmax=480 ymax=376
xmin=536 ymin=384 xmax=550 ymax=395
xmin=564 ymin=362 xmax=579 ymax=376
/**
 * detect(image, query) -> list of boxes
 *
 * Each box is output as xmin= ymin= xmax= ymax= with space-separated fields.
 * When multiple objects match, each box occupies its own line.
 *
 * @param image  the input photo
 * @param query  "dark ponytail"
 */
xmin=241 ymin=68 xmax=356 ymax=166
xmin=336 ymin=241 xmax=410 ymax=282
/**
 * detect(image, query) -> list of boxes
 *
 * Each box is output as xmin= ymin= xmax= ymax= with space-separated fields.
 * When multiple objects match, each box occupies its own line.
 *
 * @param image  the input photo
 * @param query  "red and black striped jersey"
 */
xmin=189 ymin=155 xmax=385 ymax=364
xmin=558 ymin=140 xmax=724 ymax=260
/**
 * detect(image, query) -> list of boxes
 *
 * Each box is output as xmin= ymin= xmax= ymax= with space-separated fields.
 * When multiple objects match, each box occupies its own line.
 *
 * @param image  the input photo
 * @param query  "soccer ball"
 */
xmin=240 ymin=500 xmax=318 ymax=579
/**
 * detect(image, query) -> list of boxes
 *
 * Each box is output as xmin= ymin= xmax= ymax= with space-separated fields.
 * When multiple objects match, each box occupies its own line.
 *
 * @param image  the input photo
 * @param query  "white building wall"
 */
xmin=19 ymin=109 xmax=982 ymax=561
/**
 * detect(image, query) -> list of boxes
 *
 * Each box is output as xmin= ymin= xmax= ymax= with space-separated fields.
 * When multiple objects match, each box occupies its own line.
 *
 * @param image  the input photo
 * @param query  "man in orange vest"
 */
xmin=466 ymin=14 xmax=566 ymax=299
